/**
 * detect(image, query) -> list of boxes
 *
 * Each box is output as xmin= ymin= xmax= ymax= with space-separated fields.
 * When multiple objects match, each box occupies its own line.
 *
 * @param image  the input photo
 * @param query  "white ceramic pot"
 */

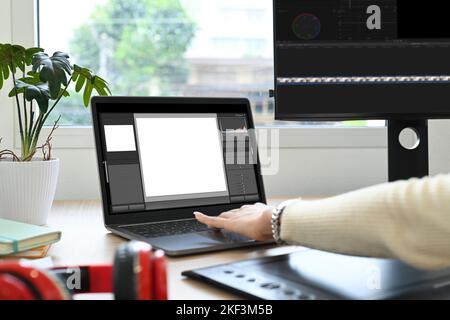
xmin=0 ymin=158 xmax=59 ymax=225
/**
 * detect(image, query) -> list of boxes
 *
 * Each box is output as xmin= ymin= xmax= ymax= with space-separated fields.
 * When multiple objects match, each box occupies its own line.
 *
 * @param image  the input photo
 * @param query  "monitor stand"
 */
xmin=387 ymin=119 xmax=429 ymax=182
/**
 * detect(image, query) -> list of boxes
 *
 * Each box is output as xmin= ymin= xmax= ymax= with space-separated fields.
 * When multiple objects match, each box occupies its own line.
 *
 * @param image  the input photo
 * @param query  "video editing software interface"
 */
xmin=274 ymin=0 xmax=450 ymax=119
xmin=100 ymin=112 xmax=261 ymax=214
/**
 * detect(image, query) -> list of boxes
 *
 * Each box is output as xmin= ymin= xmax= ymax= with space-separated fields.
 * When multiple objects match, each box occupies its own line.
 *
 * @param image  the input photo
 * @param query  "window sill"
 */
xmin=15 ymin=126 xmax=387 ymax=150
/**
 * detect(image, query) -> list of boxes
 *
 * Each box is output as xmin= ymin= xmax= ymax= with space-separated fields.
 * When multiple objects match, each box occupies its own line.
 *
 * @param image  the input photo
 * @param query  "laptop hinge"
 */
xmin=103 ymin=161 xmax=110 ymax=183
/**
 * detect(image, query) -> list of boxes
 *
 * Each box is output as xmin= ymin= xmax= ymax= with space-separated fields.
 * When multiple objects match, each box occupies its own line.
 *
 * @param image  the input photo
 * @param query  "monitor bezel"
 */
xmin=272 ymin=0 xmax=450 ymax=121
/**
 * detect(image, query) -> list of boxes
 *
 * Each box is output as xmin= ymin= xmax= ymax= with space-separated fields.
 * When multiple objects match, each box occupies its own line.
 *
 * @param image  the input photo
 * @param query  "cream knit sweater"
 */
xmin=280 ymin=174 xmax=450 ymax=270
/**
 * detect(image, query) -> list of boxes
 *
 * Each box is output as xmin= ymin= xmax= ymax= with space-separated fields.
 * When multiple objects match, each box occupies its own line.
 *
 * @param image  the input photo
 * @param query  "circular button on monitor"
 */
xmin=292 ymin=13 xmax=321 ymax=40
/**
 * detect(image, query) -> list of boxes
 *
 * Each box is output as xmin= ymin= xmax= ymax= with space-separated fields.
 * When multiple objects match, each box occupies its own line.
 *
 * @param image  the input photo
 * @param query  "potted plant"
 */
xmin=0 ymin=44 xmax=111 ymax=225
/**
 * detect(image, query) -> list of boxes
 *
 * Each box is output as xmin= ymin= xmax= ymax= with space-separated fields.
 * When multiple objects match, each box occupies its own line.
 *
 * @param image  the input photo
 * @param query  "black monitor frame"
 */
xmin=272 ymin=0 xmax=450 ymax=181
xmin=272 ymin=0 xmax=450 ymax=121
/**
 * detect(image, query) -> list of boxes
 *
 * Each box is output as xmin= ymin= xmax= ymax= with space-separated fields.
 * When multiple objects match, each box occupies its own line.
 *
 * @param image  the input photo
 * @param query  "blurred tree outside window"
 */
xmin=39 ymin=0 xmax=381 ymax=127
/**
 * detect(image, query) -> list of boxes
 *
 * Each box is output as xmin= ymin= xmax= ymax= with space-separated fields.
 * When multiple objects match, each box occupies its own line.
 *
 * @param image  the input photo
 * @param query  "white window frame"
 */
xmin=9 ymin=0 xmax=386 ymax=151
xmin=0 ymin=0 xmax=14 ymax=150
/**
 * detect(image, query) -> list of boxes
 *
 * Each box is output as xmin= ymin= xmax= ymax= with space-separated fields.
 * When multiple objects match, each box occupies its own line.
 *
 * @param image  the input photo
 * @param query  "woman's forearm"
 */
xmin=280 ymin=174 xmax=450 ymax=270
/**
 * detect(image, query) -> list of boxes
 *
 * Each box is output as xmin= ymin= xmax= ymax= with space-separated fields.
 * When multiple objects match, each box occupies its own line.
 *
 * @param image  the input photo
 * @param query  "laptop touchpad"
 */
xmin=198 ymin=230 xmax=254 ymax=243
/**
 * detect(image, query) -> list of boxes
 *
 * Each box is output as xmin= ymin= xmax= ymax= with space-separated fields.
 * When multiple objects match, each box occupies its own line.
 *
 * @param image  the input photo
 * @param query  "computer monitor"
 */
xmin=273 ymin=0 xmax=450 ymax=181
xmin=273 ymin=0 xmax=450 ymax=121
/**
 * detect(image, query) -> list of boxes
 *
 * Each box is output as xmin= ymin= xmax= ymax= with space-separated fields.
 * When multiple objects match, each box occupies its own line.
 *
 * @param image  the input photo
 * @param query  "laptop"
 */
xmin=91 ymin=96 xmax=270 ymax=256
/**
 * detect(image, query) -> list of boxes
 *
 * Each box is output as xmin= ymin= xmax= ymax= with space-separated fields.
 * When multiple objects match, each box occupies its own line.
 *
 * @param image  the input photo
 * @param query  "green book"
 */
xmin=0 ymin=218 xmax=61 ymax=255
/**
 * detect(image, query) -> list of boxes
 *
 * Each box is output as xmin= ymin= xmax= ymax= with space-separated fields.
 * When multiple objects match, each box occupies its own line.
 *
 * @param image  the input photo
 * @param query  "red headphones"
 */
xmin=0 ymin=241 xmax=167 ymax=300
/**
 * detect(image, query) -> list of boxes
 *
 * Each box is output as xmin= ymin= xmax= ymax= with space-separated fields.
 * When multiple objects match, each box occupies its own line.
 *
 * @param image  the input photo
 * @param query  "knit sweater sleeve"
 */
xmin=279 ymin=174 xmax=450 ymax=270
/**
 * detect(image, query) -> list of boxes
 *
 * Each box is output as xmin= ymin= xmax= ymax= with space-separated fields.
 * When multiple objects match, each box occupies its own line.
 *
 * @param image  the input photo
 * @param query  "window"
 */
xmin=6 ymin=0 xmax=395 ymax=201
xmin=38 ymin=0 xmax=382 ymax=127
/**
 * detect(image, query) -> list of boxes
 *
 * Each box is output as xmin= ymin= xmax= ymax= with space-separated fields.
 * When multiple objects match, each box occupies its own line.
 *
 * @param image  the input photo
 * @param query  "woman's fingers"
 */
xmin=194 ymin=204 xmax=274 ymax=241
xmin=219 ymin=209 xmax=241 ymax=218
xmin=194 ymin=212 xmax=227 ymax=229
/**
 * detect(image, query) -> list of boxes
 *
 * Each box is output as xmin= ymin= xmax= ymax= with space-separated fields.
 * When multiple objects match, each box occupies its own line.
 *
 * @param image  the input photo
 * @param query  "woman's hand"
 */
xmin=194 ymin=203 xmax=274 ymax=241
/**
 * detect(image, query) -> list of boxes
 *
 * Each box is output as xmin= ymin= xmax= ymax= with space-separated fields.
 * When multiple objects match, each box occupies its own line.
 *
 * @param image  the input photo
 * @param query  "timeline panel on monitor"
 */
xmin=274 ymin=0 xmax=450 ymax=120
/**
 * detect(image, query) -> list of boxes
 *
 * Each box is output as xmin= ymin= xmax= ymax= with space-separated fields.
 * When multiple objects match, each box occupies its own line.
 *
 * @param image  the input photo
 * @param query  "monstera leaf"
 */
xmin=9 ymin=71 xmax=69 ymax=100
xmin=32 ymin=51 xmax=72 ymax=99
xmin=0 ymin=43 xmax=43 ymax=89
xmin=8 ymin=71 xmax=41 ymax=92
xmin=13 ymin=79 xmax=51 ymax=113
xmin=72 ymin=64 xmax=111 ymax=106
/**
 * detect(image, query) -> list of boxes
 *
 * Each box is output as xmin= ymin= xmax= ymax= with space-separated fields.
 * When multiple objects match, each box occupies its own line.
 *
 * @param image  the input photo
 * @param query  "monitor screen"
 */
xmin=274 ymin=0 xmax=450 ymax=120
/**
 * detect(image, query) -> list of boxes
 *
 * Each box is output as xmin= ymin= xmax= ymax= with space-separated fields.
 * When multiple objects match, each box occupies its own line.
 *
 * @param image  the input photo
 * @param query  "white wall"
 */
xmin=429 ymin=120 xmax=450 ymax=176
xmin=2 ymin=0 xmax=450 ymax=200
xmin=266 ymin=120 xmax=450 ymax=198
xmin=0 ymin=0 xmax=14 ymax=151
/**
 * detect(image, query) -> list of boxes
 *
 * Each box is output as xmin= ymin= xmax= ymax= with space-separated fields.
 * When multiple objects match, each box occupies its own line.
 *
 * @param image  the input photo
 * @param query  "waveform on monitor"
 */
xmin=277 ymin=75 xmax=450 ymax=85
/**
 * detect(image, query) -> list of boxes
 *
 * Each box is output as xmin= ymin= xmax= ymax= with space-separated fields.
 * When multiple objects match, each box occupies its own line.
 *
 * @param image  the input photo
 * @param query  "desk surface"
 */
xmin=47 ymin=200 xmax=304 ymax=300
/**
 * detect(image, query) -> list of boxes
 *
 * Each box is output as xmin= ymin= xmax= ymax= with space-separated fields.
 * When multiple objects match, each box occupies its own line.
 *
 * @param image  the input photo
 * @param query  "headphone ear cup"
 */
xmin=113 ymin=243 xmax=137 ymax=300
xmin=152 ymin=250 xmax=168 ymax=300
xmin=0 ymin=262 xmax=69 ymax=300
xmin=136 ymin=244 xmax=153 ymax=300
xmin=0 ymin=274 xmax=36 ymax=300
xmin=113 ymin=241 xmax=165 ymax=300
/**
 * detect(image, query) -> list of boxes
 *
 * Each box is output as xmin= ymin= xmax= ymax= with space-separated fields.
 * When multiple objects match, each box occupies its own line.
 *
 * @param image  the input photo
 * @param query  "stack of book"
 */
xmin=0 ymin=218 xmax=61 ymax=259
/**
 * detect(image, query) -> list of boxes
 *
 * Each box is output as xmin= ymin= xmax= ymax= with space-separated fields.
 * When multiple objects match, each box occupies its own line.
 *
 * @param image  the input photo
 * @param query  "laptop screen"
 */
xmin=99 ymin=111 xmax=261 ymax=215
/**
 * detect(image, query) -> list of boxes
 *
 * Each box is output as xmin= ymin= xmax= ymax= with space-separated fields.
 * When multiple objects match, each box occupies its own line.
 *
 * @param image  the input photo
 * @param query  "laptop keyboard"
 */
xmin=120 ymin=219 xmax=210 ymax=238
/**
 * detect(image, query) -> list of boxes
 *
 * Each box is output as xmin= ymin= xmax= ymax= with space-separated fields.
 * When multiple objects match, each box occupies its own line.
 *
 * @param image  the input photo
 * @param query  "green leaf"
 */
xmin=71 ymin=72 xmax=79 ymax=82
xmin=75 ymin=74 xmax=86 ymax=92
xmin=3 ymin=63 xmax=10 ymax=79
xmin=14 ymin=80 xmax=50 ymax=113
xmin=32 ymin=51 xmax=72 ymax=99
xmin=0 ymin=44 xmax=24 ymax=74
xmin=0 ymin=44 xmax=43 ymax=89
xmin=8 ymin=72 xmax=42 ymax=97
xmin=25 ymin=47 xmax=44 ymax=65
xmin=59 ymin=88 xmax=70 ymax=97
xmin=72 ymin=64 xmax=111 ymax=107
xmin=9 ymin=71 xmax=70 ymax=99
xmin=0 ymin=66 xmax=3 ymax=89
xmin=83 ymin=82 xmax=93 ymax=107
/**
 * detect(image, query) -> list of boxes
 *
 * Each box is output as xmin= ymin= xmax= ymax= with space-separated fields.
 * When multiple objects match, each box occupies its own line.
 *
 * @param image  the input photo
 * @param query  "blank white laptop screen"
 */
xmin=134 ymin=114 xmax=228 ymax=201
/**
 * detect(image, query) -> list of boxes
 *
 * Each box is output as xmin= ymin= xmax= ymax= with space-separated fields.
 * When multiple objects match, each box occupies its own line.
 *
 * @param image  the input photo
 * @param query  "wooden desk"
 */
xmin=47 ymin=200 xmax=305 ymax=300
